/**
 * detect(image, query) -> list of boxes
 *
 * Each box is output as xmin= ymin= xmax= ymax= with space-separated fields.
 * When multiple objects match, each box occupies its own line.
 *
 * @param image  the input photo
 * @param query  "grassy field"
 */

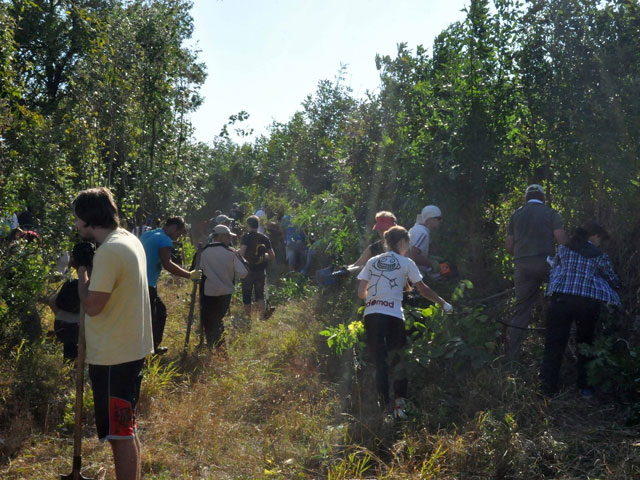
xmin=1 ymin=276 xmax=639 ymax=479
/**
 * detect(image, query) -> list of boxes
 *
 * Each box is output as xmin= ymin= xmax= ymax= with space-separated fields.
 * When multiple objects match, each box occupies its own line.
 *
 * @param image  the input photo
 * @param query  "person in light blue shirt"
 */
xmin=140 ymin=217 xmax=201 ymax=354
xmin=282 ymin=214 xmax=305 ymax=271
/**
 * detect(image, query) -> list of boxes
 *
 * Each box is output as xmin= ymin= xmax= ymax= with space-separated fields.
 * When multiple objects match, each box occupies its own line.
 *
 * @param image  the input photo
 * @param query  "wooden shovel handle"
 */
xmin=73 ymin=306 xmax=86 ymax=458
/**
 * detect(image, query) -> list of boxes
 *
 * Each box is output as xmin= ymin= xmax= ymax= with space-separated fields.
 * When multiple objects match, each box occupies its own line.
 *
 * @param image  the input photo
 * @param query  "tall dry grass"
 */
xmin=1 ymin=274 xmax=639 ymax=479
xmin=1 ymin=276 xmax=343 ymax=479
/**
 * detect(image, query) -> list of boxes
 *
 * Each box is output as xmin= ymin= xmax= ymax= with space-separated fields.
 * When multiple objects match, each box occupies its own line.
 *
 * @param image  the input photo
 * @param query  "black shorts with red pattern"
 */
xmin=89 ymin=358 xmax=144 ymax=441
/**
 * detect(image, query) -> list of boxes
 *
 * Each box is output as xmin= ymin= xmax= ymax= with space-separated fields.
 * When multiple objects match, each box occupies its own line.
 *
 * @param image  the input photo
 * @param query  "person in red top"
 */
xmin=349 ymin=211 xmax=397 ymax=270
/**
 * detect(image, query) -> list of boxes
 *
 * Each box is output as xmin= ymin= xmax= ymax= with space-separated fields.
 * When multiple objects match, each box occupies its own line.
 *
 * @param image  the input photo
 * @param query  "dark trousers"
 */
xmin=364 ymin=313 xmax=408 ymax=405
xmin=241 ymin=270 xmax=266 ymax=305
xmin=540 ymin=294 xmax=600 ymax=393
xmin=201 ymin=294 xmax=232 ymax=349
xmin=149 ymin=286 xmax=167 ymax=349
xmin=54 ymin=319 xmax=79 ymax=361
xmin=508 ymin=257 xmax=550 ymax=359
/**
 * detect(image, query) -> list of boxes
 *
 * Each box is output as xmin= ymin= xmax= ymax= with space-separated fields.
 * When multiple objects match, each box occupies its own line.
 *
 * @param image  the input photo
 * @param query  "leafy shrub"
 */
xmin=320 ymin=319 xmax=365 ymax=356
xmin=267 ymin=273 xmax=317 ymax=306
xmin=580 ymin=306 xmax=640 ymax=405
xmin=0 ymin=240 xmax=50 ymax=349
xmin=1 ymin=340 xmax=69 ymax=434
xmin=405 ymin=280 xmax=502 ymax=370
xmin=320 ymin=280 xmax=501 ymax=370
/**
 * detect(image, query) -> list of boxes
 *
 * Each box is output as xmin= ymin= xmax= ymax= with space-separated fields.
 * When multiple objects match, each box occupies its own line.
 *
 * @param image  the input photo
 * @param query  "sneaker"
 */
xmin=393 ymin=397 xmax=408 ymax=420
xmin=154 ymin=346 xmax=168 ymax=356
xmin=580 ymin=388 xmax=594 ymax=399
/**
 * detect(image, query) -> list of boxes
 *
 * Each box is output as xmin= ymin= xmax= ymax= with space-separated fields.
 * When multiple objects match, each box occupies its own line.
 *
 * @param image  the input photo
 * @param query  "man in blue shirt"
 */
xmin=140 ymin=217 xmax=201 ymax=354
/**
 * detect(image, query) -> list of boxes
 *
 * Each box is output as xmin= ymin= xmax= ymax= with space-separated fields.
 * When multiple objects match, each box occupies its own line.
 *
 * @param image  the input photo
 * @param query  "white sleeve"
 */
xmin=410 ymin=231 xmax=429 ymax=250
xmin=234 ymin=254 xmax=248 ymax=279
xmin=406 ymin=259 xmax=423 ymax=284
xmin=357 ymin=261 xmax=371 ymax=281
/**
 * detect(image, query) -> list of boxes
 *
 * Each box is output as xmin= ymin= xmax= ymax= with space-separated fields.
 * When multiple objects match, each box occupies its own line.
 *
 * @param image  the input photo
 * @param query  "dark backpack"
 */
xmin=55 ymin=279 xmax=80 ymax=313
xmin=244 ymin=234 xmax=267 ymax=268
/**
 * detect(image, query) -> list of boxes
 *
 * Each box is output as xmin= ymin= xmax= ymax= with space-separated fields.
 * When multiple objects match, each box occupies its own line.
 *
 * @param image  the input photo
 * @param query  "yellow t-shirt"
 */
xmin=86 ymin=228 xmax=153 ymax=365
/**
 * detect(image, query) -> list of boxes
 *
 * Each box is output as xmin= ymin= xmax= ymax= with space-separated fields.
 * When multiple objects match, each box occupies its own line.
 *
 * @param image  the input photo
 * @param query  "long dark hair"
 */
xmin=567 ymin=220 xmax=608 ymax=252
xmin=384 ymin=226 xmax=409 ymax=254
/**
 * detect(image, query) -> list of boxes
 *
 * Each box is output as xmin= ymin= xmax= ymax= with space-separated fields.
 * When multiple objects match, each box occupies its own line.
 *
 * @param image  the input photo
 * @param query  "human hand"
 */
xmin=189 ymin=270 xmax=202 ymax=281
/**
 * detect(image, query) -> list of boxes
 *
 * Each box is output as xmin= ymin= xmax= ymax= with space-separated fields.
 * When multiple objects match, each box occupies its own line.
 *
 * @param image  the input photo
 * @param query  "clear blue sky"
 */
xmin=187 ymin=0 xmax=470 ymax=143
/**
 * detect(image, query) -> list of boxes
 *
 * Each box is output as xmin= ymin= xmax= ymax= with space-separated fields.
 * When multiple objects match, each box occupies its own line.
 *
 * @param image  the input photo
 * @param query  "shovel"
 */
xmin=183 ymin=279 xmax=199 ymax=353
xmin=61 ymin=306 xmax=93 ymax=480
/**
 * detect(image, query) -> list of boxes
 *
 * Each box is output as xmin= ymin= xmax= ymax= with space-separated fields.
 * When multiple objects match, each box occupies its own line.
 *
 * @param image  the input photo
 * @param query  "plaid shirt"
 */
xmin=546 ymin=244 xmax=621 ymax=306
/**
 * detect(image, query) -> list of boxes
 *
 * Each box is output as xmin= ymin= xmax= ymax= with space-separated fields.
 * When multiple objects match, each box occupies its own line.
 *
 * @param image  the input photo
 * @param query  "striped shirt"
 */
xmin=546 ymin=244 xmax=620 ymax=305
xmin=408 ymin=224 xmax=430 ymax=258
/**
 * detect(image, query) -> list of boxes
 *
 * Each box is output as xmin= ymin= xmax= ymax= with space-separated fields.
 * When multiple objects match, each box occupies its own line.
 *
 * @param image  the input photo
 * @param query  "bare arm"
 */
xmin=415 ymin=280 xmax=447 ymax=306
xmin=159 ymin=246 xmax=190 ymax=278
xmin=266 ymin=247 xmax=275 ymax=261
xmin=350 ymin=246 xmax=372 ymax=269
xmin=407 ymin=246 xmax=430 ymax=268
xmin=77 ymin=267 xmax=111 ymax=316
xmin=357 ymin=279 xmax=368 ymax=300
xmin=505 ymin=234 xmax=515 ymax=255
xmin=234 ymin=251 xmax=249 ymax=279
xmin=553 ymin=228 xmax=568 ymax=246
xmin=239 ymin=245 xmax=247 ymax=258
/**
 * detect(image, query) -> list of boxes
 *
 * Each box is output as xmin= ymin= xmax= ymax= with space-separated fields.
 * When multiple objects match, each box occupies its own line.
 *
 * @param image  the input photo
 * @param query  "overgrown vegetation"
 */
xmin=2 ymin=0 xmax=640 ymax=478
xmin=2 ymin=278 xmax=639 ymax=479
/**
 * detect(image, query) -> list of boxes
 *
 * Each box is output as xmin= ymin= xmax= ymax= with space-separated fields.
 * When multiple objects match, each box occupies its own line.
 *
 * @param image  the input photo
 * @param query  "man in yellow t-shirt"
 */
xmin=73 ymin=187 xmax=152 ymax=480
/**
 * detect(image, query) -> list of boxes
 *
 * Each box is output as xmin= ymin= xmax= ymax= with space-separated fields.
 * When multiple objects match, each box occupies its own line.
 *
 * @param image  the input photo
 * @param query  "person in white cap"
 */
xmin=505 ymin=184 xmax=567 ymax=360
xmin=407 ymin=205 xmax=443 ymax=276
xmin=199 ymin=224 xmax=248 ymax=350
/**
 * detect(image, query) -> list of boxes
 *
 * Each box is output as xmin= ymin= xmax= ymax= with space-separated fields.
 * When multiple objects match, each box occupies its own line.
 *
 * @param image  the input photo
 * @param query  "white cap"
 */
xmin=416 ymin=205 xmax=442 ymax=224
xmin=213 ymin=224 xmax=236 ymax=236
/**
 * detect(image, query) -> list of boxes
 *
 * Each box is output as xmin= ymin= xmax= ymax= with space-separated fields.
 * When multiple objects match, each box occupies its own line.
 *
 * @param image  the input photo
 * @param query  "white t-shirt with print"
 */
xmin=357 ymin=251 xmax=423 ymax=320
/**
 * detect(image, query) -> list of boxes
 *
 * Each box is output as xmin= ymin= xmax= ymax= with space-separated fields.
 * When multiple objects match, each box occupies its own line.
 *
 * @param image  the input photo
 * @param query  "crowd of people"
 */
xmin=0 ymin=182 xmax=625 ymax=479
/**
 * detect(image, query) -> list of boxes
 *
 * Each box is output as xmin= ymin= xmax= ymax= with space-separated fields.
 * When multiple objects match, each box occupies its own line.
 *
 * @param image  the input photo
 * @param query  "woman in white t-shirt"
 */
xmin=357 ymin=226 xmax=453 ymax=419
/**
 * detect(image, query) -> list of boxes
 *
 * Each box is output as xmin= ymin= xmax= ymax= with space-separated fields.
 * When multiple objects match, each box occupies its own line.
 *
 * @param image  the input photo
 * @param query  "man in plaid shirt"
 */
xmin=540 ymin=221 xmax=621 ymax=397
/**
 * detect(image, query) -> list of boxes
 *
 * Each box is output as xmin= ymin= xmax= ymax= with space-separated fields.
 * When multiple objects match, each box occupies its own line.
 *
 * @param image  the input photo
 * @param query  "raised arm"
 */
xmin=77 ymin=266 xmax=111 ymax=316
xmin=415 ymin=281 xmax=452 ymax=312
xmin=159 ymin=246 xmax=190 ymax=279
xmin=350 ymin=246 xmax=372 ymax=269
xmin=407 ymin=246 xmax=430 ymax=268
